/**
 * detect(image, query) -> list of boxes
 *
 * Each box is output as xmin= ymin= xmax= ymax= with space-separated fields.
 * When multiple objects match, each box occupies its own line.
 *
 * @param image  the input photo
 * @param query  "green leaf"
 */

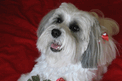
xmin=32 ymin=75 xmax=40 ymax=81
xmin=27 ymin=74 xmax=51 ymax=81
xmin=27 ymin=79 xmax=32 ymax=81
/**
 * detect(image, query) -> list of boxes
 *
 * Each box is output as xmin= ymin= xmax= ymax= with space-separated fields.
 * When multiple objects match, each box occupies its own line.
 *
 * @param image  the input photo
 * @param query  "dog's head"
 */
xmin=37 ymin=3 xmax=119 ymax=68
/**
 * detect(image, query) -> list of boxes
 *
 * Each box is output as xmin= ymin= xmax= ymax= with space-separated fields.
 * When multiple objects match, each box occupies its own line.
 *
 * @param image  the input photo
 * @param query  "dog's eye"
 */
xmin=54 ymin=17 xmax=63 ymax=24
xmin=69 ymin=23 xmax=80 ymax=32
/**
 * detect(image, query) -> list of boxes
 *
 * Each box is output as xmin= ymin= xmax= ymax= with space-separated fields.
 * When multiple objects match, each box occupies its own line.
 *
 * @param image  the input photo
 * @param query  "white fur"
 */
xmin=18 ymin=3 xmax=119 ymax=81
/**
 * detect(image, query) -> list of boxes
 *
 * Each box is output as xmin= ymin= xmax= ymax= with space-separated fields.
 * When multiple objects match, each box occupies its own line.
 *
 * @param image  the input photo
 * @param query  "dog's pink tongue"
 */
xmin=51 ymin=43 xmax=60 ymax=49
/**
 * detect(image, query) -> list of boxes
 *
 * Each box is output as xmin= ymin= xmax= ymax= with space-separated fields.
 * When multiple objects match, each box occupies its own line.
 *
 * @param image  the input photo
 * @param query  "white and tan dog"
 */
xmin=18 ymin=3 xmax=119 ymax=81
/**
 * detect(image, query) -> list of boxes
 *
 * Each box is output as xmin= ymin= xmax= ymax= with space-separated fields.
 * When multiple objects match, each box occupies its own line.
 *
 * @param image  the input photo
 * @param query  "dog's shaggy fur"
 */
xmin=18 ymin=3 xmax=119 ymax=81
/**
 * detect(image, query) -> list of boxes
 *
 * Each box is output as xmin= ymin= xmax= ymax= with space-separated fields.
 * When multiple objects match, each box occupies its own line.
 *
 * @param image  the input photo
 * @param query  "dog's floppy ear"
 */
xmin=37 ymin=10 xmax=55 ymax=37
xmin=81 ymin=11 xmax=119 ymax=68
xmin=89 ymin=10 xmax=119 ymax=36
xmin=81 ymin=20 xmax=101 ymax=68
xmin=91 ymin=11 xmax=119 ymax=67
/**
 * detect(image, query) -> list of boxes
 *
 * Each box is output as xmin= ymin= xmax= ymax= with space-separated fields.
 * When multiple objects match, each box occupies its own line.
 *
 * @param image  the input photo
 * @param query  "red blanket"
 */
xmin=0 ymin=0 xmax=122 ymax=81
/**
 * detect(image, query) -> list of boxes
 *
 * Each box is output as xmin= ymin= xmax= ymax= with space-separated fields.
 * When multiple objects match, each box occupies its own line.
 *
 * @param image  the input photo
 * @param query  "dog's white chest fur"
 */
xmin=33 ymin=62 xmax=96 ymax=81
xmin=19 ymin=54 xmax=98 ymax=81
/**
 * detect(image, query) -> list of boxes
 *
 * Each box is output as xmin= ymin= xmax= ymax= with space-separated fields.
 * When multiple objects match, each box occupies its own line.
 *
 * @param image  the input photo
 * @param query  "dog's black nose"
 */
xmin=51 ymin=29 xmax=61 ymax=38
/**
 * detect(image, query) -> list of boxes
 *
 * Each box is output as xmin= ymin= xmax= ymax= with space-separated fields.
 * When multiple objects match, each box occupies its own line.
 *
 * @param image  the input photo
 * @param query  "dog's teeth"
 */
xmin=57 ymin=47 xmax=60 ymax=49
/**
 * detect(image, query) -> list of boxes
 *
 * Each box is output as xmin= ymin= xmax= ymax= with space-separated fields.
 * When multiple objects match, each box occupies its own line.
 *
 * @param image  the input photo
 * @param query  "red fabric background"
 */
xmin=0 ymin=0 xmax=122 ymax=81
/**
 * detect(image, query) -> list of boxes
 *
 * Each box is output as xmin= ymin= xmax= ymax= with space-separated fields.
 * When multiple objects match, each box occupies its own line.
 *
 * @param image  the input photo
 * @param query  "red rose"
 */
xmin=56 ymin=77 xmax=65 ymax=81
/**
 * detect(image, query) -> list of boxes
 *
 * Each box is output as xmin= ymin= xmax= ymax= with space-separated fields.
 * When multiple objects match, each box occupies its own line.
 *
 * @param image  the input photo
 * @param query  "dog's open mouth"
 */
xmin=50 ymin=41 xmax=62 ymax=52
